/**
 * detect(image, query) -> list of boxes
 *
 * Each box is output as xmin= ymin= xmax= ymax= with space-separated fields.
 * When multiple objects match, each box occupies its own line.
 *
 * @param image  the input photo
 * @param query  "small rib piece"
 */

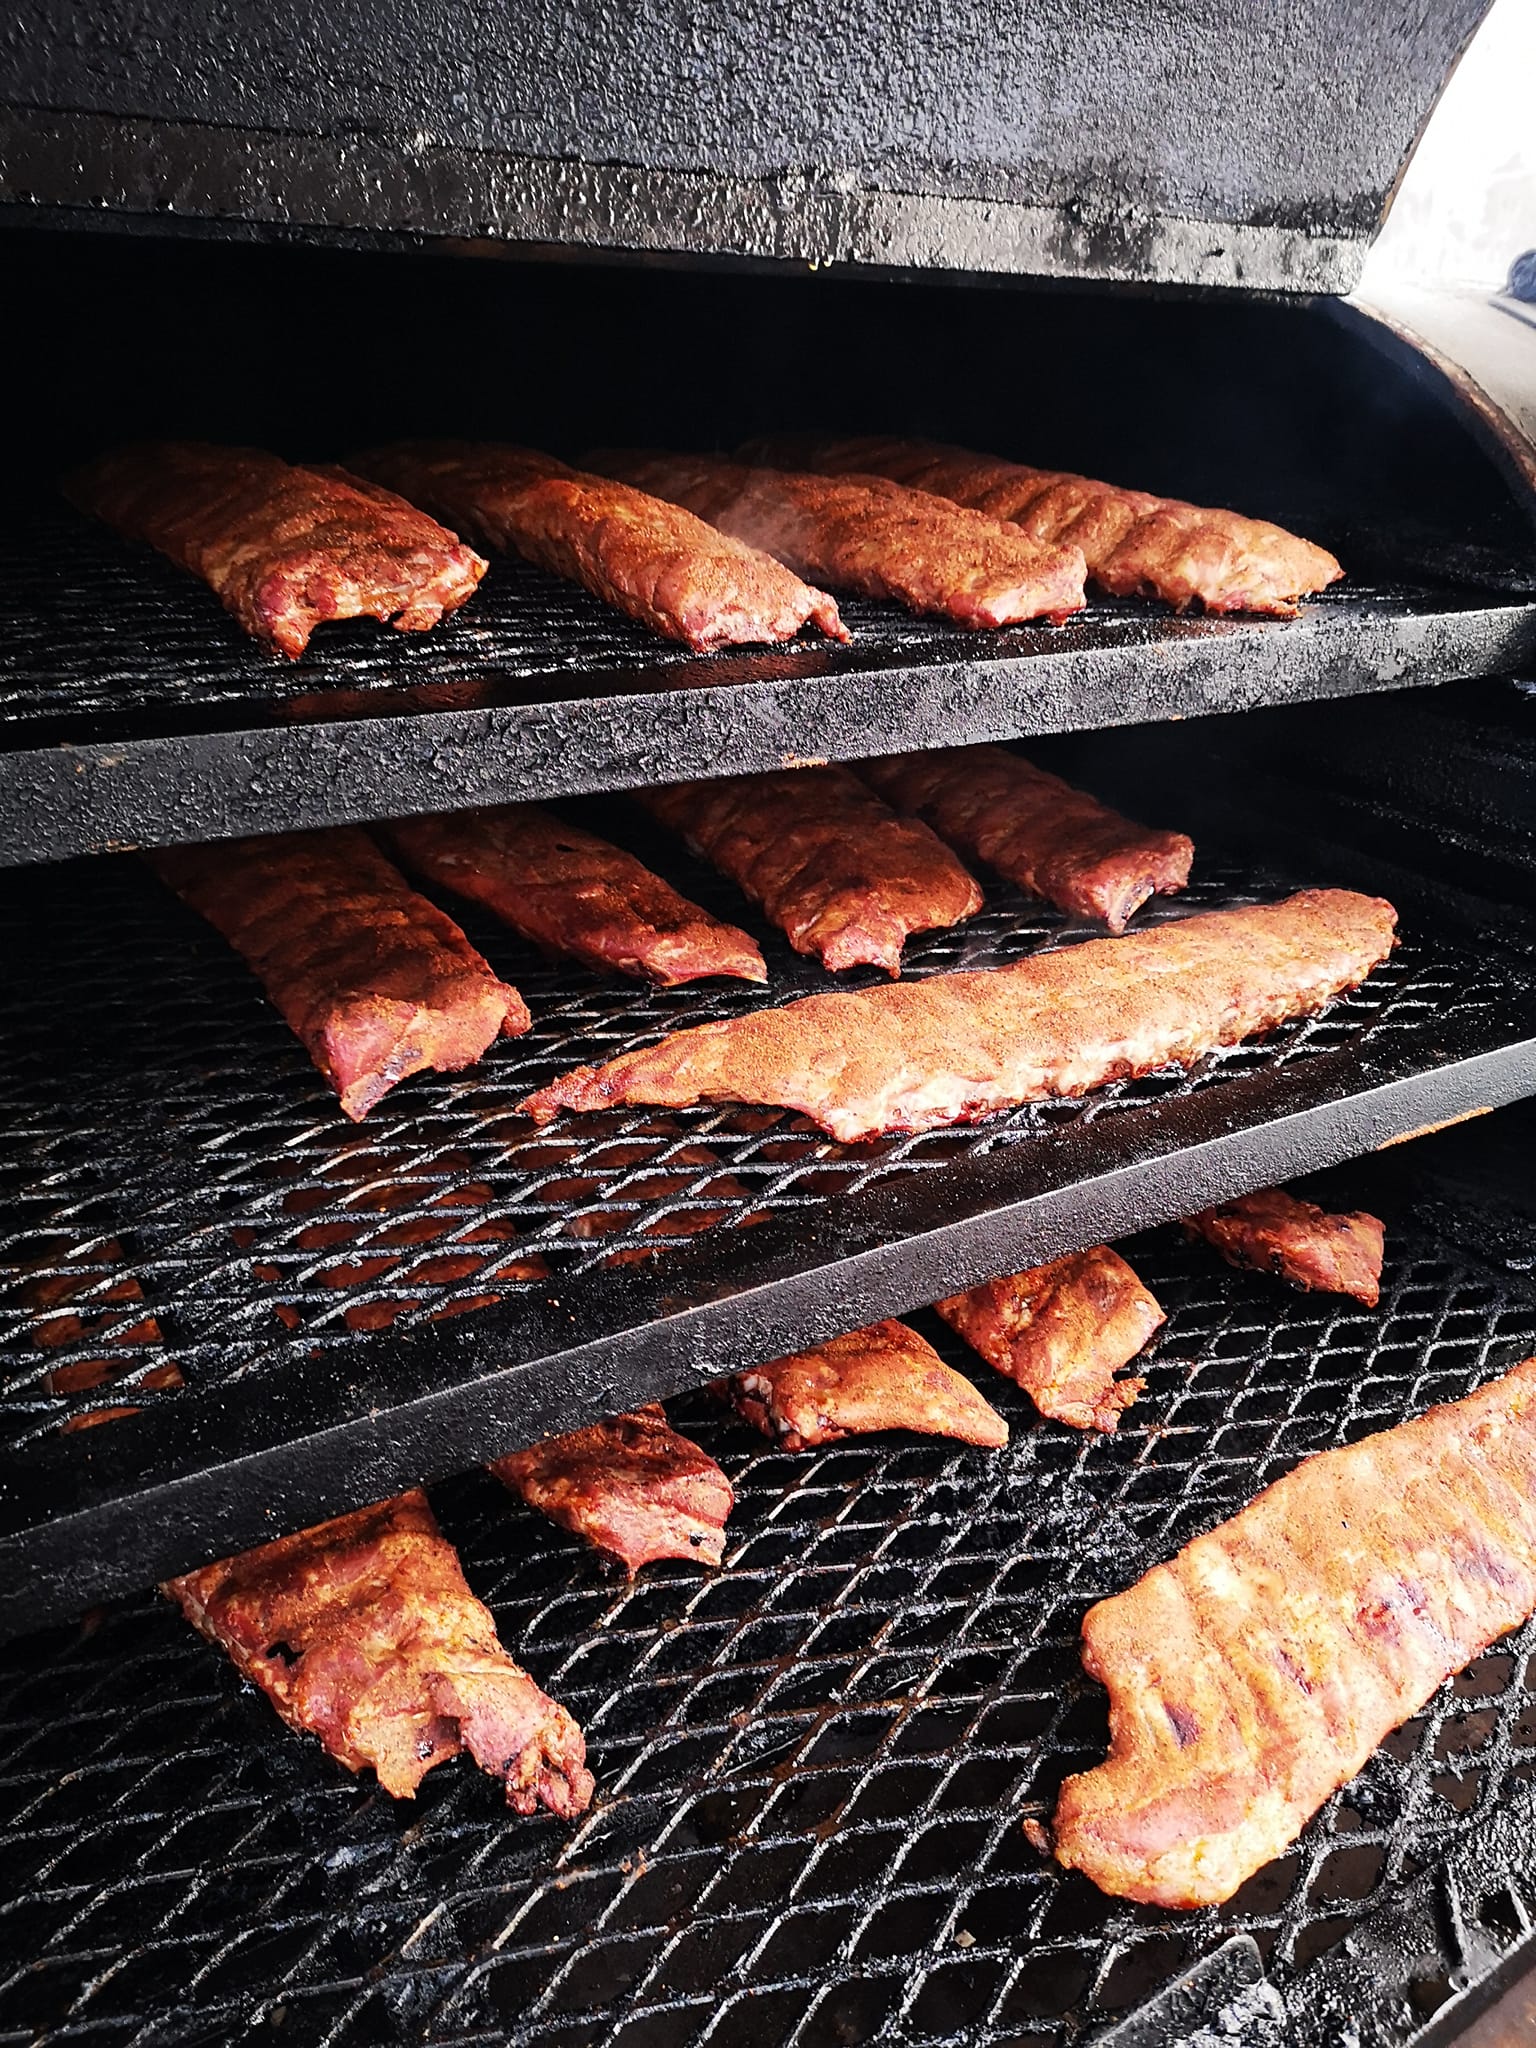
xmin=348 ymin=439 xmax=846 ymax=650
xmin=640 ymin=767 xmax=982 ymax=975
xmin=387 ymin=804 xmax=767 ymax=986
xmin=519 ymin=890 xmax=1396 ymax=1143
xmin=63 ymin=442 xmax=487 ymax=657
xmin=589 ymin=451 xmax=1086 ymax=627
xmin=938 ymin=1247 xmax=1165 ymax=1432
xmin=165 ymin=1490 xmax=593 ymax=1813
xmin=152 ymin=828 xmax=528 ymax=1120
xmin=744 ymin=435 xmax=1342 ymax=617
xmin=1053 ymin=1357 xmax=1536 ymax=1907
xmin=1185 ymin=1187 xmax=1385 ymax=1305
xmin=861 ymin=744 xmax=1193 ymax=932
xmin=729 ymin=1320 xmax=1007 ymax=1451
xmin=490 ymin=1406 xmax=735 ymax=1571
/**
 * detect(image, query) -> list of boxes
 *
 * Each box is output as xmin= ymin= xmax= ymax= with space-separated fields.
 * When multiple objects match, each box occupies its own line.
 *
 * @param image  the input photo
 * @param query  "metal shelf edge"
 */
xmin=3 ymin=1026 xmax=1534 ymax=1640
xmin=5 ymin=600 xmax=1535 ymax=864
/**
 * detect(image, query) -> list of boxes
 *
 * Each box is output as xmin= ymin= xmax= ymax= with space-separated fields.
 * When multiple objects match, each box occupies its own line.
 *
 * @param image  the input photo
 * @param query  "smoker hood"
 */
xmin=0 ymin=0 xmax=1497 ymax=292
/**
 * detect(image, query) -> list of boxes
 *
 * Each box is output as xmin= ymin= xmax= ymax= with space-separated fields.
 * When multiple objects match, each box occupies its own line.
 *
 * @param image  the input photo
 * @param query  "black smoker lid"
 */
xmin=0 ymin=0 xmax=1495 ymax=292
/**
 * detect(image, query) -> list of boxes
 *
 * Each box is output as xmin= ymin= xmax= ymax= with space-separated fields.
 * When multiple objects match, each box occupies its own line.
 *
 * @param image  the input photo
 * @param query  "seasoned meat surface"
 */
xmin=589 ymin=451 xmax=1086 ymax=627
xmin=491 ymin=1405 xmax=735 ymax=1571
xmin=938 ymin=1246 xmax=1165 ymax=1432
xmin=1053 ymin=1356 xmax=1536 ymax=1907
xmin=744 ymin=435 xmax=1342 ymax=617
xmin=862 ymin=744 xmax=1193 ymax=932
xmin=388 ymin=804 xmax=767 ymax=986
xmin=165 ymin=1490 xmax=593 ymax=1813
xmin=640 ymin=767 xmax=982 ymax=976
xmin=348 ymin=439 xmax=846 ymax=650
xmin=152 ymin=829 xmax=528 ymax=1120
xmin=729 ymin=1320 xmax=1007 ymax=1451
xmin=519 ymin=890 xmax=1396 ymax=1142
xmin=63 ymin=442 xmax=487 ymax=657
xmin=1185 ymin=1187 xmax=1385 ymax=1305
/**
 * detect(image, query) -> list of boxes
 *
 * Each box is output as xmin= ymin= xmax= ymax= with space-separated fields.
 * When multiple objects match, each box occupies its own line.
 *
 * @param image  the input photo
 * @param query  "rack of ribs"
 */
xmin=1185 ymin=1186 xmax=1385 ymax=1304
xmin=639 ymin=767 xmax=983 ymax=976
xmin=860 ymin=744 xmax=1193 ymax=932
xmin=937 ymin=1246 xmax=1165 ymax=1432
xmin=152 ymin=828 xmax=528 ymax=1120
xmin=387 ymin=804 xmax=767 ymax=986
xmin=519 ymin=889 xmax=1396 ymax=1143
xmin=727 ymin=1319 xmax=1007 ymax=1450
xmin=347 ymin=439 xmax=846 ymax=650
xmin=63 ymin=441 xmax=487 ymax=657
xmin=165 ymin=1490 xmax=594 ymax=1814
xmin=743 ymin=435 xmax=1342 ymax=617
xmin=1052 ymin=1355 xmax=1536 ymax=1907
xmin=587 ymin=451 xmax=1087 ymax=627
xmin=490 ymin=1406 xmax=735 ymax=1571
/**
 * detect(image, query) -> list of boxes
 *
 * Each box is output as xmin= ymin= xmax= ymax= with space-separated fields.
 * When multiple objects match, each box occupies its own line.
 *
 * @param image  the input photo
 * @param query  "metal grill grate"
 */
xmin=5 ymin=840 xmax=1536 ymax=1634
xmin=2 ymin=507 xmax=1527 ymax=736
xmin=4 ymin=1209 xmax=1536 ymax=2047
xmin=0 ymin=850 xmax=1524 ymax=1443
xmin=5 ymin=508 xmax=1536 ymax=865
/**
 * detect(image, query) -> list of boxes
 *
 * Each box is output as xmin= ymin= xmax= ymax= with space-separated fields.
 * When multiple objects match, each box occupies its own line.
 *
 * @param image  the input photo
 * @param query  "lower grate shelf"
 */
xmin=5 ymin=1173 xmax=1536 ymax=2048
xmin=4 ymin=833 xmax=1536 ymax=1633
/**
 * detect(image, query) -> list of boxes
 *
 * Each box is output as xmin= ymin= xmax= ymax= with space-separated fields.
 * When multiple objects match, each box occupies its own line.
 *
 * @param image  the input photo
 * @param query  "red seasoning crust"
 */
xmin=152 ymin=828 xmax=528 ymax=1121
xmin=729 ymin=1320 xmax=1008 ymax=1450
xmin=387 ymin=804 xmax=767 ymax=987
xmin=165 ymin=1490 xmax=593 ymax=1813
xmin=63 ymin=442 xmax=487 ymax=658
xmin=640 ymin=767 xmax=983 ymax=976
xmin=1053 ymin=1356 xmax=1536 ymax=1907
xmin=745 ymin=435 xmax=1342 ymax=617
xmin=1185 ymin=1187 xmax=1385 ymax=1305
xmin=519 ymin=889 xmax=1397 ymax=1144
xmin=347 ymin=439 xmax=846 ymax=651
xmin=861 ymin=745 xmax=1194 ymax=933
xmin=938 ymin=1246 xmax=1165 ymax=1433
xmin=490 ymin=1405 xmax=735 ymax=1572
xmin=590 ymin=452 xmax=1087 ymax=628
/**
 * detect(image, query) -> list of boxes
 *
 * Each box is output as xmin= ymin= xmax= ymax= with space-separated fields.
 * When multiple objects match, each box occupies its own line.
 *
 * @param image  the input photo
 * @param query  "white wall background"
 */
xmin=1366 ymin=0 xmax=1536 ymax=290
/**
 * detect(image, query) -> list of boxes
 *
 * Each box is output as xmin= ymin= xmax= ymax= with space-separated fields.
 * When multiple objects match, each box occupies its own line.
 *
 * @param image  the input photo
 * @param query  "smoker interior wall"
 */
xmin=1041 ymin=681 xmax=1536 ymax=952
xmin=8 ymin=227 xmax=1527 ymax=558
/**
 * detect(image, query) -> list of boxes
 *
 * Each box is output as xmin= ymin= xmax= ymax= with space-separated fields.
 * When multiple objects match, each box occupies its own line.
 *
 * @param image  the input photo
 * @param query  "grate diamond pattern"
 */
xmin=0 ymin=507 xmax=1515 ymax=739
xmin=0 ymin=843 xmax=1526 ymax=1447
xmin=3 ymin=1219 xmax=1536 ymax=2046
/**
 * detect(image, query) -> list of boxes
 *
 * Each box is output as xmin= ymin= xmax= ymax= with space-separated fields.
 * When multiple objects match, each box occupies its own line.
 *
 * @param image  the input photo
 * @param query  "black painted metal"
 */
xmin=6 ymin=1151 xmax=1536 ymax=2047
xmin=5 ymin=508 xmax=1536 ymax=866
xmin=4 ymin=837 xmax=1536 ymax=1641
xmin=0 ymin=1 xmax=1491 ymax=288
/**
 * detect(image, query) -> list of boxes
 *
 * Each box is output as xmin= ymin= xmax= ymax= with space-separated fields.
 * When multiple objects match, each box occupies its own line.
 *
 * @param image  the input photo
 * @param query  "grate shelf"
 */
xmin=3 ymin=832 xmax=1536 ymax=1636
xmin=6 ymin=1190 xmax=1536 ymax=2047
xmin=2 ymin=506 xmax=1536 ymax=864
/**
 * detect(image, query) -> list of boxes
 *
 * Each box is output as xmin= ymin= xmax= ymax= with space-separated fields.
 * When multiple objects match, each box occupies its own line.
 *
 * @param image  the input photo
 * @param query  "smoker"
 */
xmin=3 ymin=3 xmax=1536 ymax=2042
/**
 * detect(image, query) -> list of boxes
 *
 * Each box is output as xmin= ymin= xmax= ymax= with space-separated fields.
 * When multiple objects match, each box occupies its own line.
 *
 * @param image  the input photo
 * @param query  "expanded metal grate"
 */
xmin=5 ymin=507 xmax=1536 ymax=868
xmin=0 ymin=506 xmax=1526 ymax=738
xmin=5 ymin=1207 xmax=1536 ymax=2047
xmin=2 ymin=844 xmax=1527 ymax=1451
xmin=5 ymin=819 xmax=1536 ymax=1637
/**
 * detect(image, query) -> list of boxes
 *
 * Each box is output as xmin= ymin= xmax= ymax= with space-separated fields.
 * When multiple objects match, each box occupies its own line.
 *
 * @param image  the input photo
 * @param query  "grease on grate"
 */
xmin=4 ymin=1220 xmax=1536 ymax=2045
xmin=1 ymin=850 xmax=1515 ymax=1451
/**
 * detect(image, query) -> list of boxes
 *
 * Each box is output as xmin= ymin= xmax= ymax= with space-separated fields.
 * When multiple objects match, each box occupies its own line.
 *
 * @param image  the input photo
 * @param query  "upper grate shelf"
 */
xmin=1 ymin=506 xmax=1534 ymax=863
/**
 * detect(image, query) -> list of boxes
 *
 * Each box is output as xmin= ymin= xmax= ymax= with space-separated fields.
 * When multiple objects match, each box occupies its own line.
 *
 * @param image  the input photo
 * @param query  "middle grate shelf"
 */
xmin=3 ymin=821 xmax=1536 ymax=1635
